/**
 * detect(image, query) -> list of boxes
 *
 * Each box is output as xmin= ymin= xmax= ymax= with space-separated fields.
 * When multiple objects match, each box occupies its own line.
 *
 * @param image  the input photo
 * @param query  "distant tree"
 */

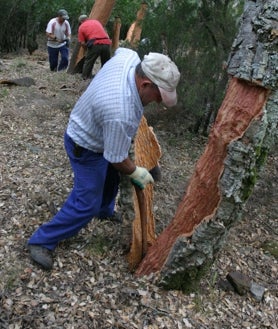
xmin=0 ymin=0 xmax=95 ymax=54
xmin=0 ymin=0 xmax=30 ymax=53
xmin=140 ymin=0 xmax=244 ymax=135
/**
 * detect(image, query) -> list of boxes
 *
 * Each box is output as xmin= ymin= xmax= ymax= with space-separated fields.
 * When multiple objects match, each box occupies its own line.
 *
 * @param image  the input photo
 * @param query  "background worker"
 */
xmin=78 ymin=15 xmax=112 ymax=79
xmin=27 ymin=48 xmax=180 ymax=270
xmin=46 ymin=9 xmax=71 ymax=71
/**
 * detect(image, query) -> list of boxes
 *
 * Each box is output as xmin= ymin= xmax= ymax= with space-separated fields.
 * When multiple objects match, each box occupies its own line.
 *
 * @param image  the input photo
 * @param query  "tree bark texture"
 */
xmin=135 ymin=0 xmax=278 ymax=292
xmin=125 ymin=117 xmax=161 ymax=271
xmin=67 ymin=0 xmax=115 ymax=74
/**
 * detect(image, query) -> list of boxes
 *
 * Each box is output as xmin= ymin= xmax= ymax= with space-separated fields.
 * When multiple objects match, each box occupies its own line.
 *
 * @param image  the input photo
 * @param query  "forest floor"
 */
xmin=0 ymin=46 xmax=277 ymax=329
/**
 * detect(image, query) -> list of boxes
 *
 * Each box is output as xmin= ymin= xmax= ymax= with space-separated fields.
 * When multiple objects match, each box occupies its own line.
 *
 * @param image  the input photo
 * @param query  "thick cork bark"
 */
xmin=134 ymin=0 xmax=277 ymax=291
xmin=127 ymin=116 xmax=161 ymax=270
xmin=136 ymin=78 xmax=268 ymax=277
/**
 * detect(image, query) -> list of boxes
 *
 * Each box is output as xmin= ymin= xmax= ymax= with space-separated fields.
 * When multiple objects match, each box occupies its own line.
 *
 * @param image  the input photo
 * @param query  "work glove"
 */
xmin=129 ymin=166 xmax=154 ymax=189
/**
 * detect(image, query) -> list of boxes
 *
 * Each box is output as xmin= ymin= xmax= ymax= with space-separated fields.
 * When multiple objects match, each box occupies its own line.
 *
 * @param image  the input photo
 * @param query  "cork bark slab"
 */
xmin=127 ymin=116 xmax=161 ymax=270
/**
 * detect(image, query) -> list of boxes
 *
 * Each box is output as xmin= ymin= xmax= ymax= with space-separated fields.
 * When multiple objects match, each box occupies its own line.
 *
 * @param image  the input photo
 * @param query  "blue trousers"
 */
xmin=28 ymin=133 xmax=120 ymax=250
xmin=48 ymin=45 xmax=69 ymax=71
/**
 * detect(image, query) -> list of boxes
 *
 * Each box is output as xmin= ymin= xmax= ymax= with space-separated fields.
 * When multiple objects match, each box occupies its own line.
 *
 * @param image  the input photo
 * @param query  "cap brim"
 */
xmin=62 ymin=15 xmax=69 ymax=19
xmin=158 ymin=87 xmax=177 ymax=107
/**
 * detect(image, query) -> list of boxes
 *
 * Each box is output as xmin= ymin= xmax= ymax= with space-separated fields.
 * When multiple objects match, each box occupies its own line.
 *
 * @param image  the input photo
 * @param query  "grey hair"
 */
xmin=135 ymin=63 xmax=148 ymax=79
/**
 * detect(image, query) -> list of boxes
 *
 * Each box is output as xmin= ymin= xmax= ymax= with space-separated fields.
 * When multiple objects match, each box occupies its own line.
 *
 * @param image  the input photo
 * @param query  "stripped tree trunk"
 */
xmin=125 ymin=2 xmax=148 ymax=48
xmin=67 ymin=0 xmax=115 ymax=74
xmin=112 ymin=17 xmax=122 ymax=51
xmin=135 ymin=0 xmax=278 ymax=292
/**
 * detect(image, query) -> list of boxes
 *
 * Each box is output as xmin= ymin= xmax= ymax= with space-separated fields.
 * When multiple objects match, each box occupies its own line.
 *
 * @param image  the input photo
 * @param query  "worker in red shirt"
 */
xmin=78 ymin=15 xmax=112 ymax=79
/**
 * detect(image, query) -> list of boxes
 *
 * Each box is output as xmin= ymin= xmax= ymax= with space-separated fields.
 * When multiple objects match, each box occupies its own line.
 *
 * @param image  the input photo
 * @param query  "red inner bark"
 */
xmin=136 ymin=77 xmax=268 ymax=276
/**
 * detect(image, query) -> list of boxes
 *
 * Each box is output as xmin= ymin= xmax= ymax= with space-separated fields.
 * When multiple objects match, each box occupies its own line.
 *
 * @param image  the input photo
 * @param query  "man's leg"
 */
xmin=58 ymin=45 xmax=69 ymax=71
xmin=98 ymin=163 xmax=120 ymax=219
xmin=82 ymin=46 xmax=99 ymax=79
xmin=28 ymin=133 xmax=109 ymax=251
xmin=48 ymin=46 xmax=59 ymax=71
xmin=99 ymin=44 xmax=111 ymax=67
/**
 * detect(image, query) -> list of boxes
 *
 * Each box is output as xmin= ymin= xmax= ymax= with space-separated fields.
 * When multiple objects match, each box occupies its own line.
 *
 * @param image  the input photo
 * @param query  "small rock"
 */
xmin=226 ymin=271 xmax=251 ymax=295
xmin=217 ymin=278 xmax=235 ymax=292
xmin=250 ymin=282 xmax=266 ymax=301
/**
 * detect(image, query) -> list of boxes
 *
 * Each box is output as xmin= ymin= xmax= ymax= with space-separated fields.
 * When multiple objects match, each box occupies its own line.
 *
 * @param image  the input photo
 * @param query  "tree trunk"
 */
xmin=67 ymin=0 xmax=115 ymax=74
xmin=112 ymin=17 xmax=122 ymax=52
xmin=135 ymin=0 xmax=278 ymax=292
xmin=125 ymin=2 xmax=148 ymax=48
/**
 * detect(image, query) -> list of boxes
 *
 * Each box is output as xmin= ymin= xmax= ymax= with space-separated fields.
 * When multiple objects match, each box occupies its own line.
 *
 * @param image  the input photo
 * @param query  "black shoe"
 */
xmin=99 ymin=211 xmax=123 ymax=224
xmin=28 ymin=245 xmax=53 ymax=270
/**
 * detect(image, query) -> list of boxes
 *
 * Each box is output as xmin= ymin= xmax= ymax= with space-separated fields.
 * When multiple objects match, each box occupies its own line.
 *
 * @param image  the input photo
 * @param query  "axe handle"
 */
xmin=134 ymin=185 xmax=148 ymax=258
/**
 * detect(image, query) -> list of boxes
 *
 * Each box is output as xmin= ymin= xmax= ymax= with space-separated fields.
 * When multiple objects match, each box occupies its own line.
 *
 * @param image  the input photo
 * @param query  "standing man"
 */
xmin=78 ymin=15 xmax=112 ymax=79
xmin=27 ymin=48 xmax=180 ymax=270
xmin=46 ymin=9 xmax=71 ymax=71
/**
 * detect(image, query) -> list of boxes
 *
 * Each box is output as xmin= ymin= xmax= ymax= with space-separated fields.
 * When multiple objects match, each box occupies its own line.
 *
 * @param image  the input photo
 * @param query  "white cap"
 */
xmin=141 ymin=52 xmax=180 ymax=107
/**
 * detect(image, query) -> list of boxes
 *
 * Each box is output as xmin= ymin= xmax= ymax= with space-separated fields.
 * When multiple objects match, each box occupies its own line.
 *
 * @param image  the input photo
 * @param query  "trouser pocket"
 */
xmin=73 ymin=143 xmax=82 ymax=157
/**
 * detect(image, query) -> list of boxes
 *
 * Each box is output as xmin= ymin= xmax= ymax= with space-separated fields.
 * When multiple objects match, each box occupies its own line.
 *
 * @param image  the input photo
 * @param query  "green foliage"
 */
xmin=112 ymin=0 xmax=142 ymax=22
xmin=0 ymin=0 xmax=144 ymax=52
xmin=0 ymin=0 xmax=30 ymax=52
xmin=34 ymin=0 xmax=94 ymax=32
xmin=0 ymin=0 xmax=94 ymax=52
xmin=0 ymin=0 xmax=245 ymax=136
xmin=109 ymin=0 xmax=144 ymax=40
xmin=140 ymin=0 xmax=244 ymax=134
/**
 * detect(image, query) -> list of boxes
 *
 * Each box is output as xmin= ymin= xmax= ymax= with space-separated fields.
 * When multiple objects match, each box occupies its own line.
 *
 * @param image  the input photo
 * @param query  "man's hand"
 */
xmin=129 ymin=166 xmax=154 ymax=189
xmin=65 ymin=38 xmax=71 ymax=47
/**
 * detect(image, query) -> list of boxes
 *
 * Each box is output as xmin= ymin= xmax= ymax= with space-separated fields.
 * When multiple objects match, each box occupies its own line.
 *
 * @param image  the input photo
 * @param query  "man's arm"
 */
xmin=112 ymin=158 xmax=154 ymax=190
xmin=112 ymin=157 xmax=136 ymax=175
xmin=46 ymin=32 xmax=56 ymax=41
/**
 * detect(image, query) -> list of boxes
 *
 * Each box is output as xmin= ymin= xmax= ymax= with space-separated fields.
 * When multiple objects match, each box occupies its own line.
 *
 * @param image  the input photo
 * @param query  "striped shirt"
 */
xmin=67 ymin=48 xmax=144 ymax=163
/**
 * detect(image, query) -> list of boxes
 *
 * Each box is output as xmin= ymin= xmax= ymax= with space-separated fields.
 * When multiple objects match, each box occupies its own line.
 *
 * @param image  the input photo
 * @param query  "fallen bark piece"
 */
xmin=0 ymin=77 xmax=35 ymax=87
